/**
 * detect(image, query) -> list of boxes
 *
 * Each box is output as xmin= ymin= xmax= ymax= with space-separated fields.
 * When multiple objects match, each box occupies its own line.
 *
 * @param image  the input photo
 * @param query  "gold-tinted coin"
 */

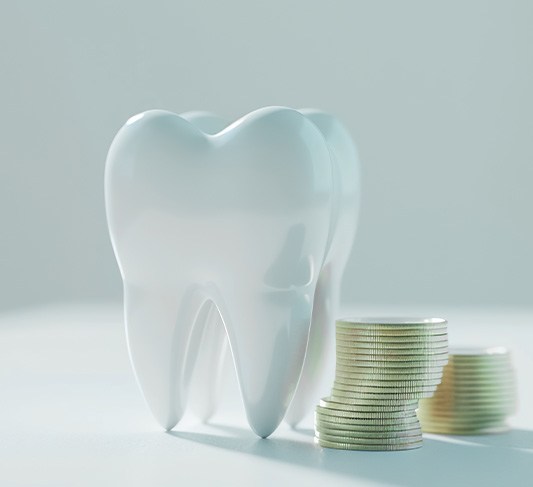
xmin=438 ymin=374 xmax=515 ymax=384
xmin=420 ymin=422 xmax=509 ymax=435
xmin=418 ymin=411 xmax=509 ymax=422
xmin=431 ymin=385 xmax=516 ymax=395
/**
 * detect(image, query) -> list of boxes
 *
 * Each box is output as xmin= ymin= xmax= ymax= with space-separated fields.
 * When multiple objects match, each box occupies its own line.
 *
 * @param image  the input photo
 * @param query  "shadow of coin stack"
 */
xmin=315 ymin=318 xmax=448 ymax=450
xmin=418 ymin=347 xmax=516 ymax=434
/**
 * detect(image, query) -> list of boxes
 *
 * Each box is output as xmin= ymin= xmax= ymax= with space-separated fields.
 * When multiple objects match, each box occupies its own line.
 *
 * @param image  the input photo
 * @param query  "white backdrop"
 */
xmin=1 ymin=1 xmax=531 ymax=310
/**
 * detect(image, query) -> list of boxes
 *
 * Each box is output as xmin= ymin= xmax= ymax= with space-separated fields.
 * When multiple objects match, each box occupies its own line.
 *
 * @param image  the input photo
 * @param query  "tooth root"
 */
xmin=285 ymin=267 xmax=337 ymax=426
xmin=222 ymin=291 xmax=313 ymax=438
xmin=124 ymin=283 xmax=198 ymax=431
xmin=188 ymin=304 xmax=229 ymax=422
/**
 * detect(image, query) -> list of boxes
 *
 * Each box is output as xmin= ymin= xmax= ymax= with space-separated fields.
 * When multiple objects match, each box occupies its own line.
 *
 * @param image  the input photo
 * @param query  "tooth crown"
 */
xmin=105 ymin=107 xmax=335 ymax=437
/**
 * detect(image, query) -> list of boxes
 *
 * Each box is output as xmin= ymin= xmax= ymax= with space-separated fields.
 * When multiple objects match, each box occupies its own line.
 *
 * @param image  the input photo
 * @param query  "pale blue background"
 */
xmin=0 ymin=0 xmax=531 ymax=310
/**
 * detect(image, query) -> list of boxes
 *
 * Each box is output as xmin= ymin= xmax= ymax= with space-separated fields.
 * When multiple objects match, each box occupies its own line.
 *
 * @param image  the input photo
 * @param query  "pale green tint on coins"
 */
xmin=336 ymin=328 xmax=447 ymax=336
xmin=335 ymin=359 xmax=448 ymax=369
xmin=333 ymin=381 xmax=439 ymax=393
xmin=419 ymin=402 xmax=515 ymax=415
xmin=334 ymin=376 xmax=443 ymax=387
xmin=316 ymin=317 xmax=449 ymax=448
xmin=317 ymin=405 xmax=419 ymax=420
xmin=317 ymin=440 xmax=423 ymax=451
xmin=315 ymin=424 xmax=422 ymax=438
xmin=448 ymin=346 xmax=509 ymax=357
xmin=432 ymin=387 xmax=516 ymax=398
xmin=315 ymin=431 xmax=422 ymax=444
xmin=315 ymin=417 xmax=420 ymax=432
xmin=329 ymin=393 xmax=426 ymax=405
xmin=336 ymin=344 xmax=449 ymax=355
xmin=335 ymin=332 xmax=449 ymax=343
xmin=336 ymin=337 xmax=448 ymax=352
xmin=320 ymin=397 xmax=417 ymax=412
xmin=315 ymin=437 xmax=423 ymax=451
xmin=331 ymin=387 xmax=438 ymax=400
xmin=335 ymin=329 xmax=448 ymax=339
xmin=336 ymin=317 xmax=447 ymax=327
xmin=315 ymin=416 xmax=420 ymax=430
xmin=335 ymin=351 xmax=449 ymax=362
xmin=316 ymin=406 xmax=418 ymax=420
xmin=439 ymin=376 xmax=516 ymax=385
xmin=418 ymin=411 xmax=509 ymax=422
xmin=419 ymin=422 xmax=509 ymax=435
xmin=334 ymin=370 xmax=443 ymax=381
xmin=336 ymin=346 xmax=449 ymax=356
xmin=330 ymin=392 xmax=433 ymax=402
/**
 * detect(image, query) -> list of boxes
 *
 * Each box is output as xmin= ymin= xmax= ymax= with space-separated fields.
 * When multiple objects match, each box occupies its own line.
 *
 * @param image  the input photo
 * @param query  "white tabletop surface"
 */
xmin=0 ymin=304 xmax=532 ymax=487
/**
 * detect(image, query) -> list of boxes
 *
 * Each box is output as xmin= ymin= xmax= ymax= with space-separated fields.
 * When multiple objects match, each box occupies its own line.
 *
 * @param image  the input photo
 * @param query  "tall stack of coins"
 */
xmin=418 ymin=347 xmax=516 ymax=434
xmin=315 ymin=318 xmax=448 ymax=451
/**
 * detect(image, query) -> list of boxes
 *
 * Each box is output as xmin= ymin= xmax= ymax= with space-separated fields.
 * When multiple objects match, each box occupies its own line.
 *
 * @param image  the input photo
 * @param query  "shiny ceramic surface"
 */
xmin=105 ymin=107 xmax=335 ymax=437
xmin=180 ymin=110 xmax=361 ymax=427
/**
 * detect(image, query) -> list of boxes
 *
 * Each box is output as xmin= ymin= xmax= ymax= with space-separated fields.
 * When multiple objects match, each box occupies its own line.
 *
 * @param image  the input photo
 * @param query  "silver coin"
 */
xmin=316 ymin=413 xmax=419 ymax=428
xmin=336 ymin=346 xmax=448 ymax=360
xmin=334 ymin=377 xmax=439 ymax=392
xmin=336 ymin=317 xmax=447 ymax=328
xmin=315 ymin=415 xmax=420 ymax=434
xmin=315 ymin=437 xmax=423 ymax=451
xmin=320 ymin=397 xmax=418 ymax=412
xmin=315 ymin=407 xmax=418 ymax=420
xmin=335 ymin=351 xmax=449 ymax=362
xmin=315 ymin=430 xmax=423 ymax=444
xmin=316 ymin=424 xmax=422 ymax=439
xmin=335 ymin=359 xmax=448 ymax=369
xmin=335 ymin=370 xmax=444 ymax=381
xmin=336 ymin=336 xmax=448 ymax=351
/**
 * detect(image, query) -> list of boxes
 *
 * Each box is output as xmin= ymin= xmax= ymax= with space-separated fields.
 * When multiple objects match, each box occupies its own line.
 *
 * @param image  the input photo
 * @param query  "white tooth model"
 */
xmin=179 ymin=110 xmax=361 ymax=427
xmin=105 ymin=107 xmax=359 ymax=438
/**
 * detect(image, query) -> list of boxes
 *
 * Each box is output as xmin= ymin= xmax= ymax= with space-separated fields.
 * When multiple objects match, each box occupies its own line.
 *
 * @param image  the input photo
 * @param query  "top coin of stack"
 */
xmin=315 ymin=317 xmax=449 ymax=451
xmin=418 ymin=347 xmax=517 ymax=435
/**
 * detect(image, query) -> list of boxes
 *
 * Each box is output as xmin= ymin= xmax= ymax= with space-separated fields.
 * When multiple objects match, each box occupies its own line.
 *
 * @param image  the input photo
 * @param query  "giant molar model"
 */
xmin=105 ymin=107 xmax=360 ymax=437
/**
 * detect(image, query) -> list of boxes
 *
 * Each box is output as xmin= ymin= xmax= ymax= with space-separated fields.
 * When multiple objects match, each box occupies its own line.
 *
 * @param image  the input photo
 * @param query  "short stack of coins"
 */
xmin=418 ymin=347 xmax=516 ymax=434
xmin=315 ymin=318 xmax=448 ymax=451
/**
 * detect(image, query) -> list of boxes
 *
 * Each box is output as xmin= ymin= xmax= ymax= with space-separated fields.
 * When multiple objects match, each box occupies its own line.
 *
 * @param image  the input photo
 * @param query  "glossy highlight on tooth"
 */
xmin=181 ymin=110 xmax=361 ymax=427
xmin=105 ymin=106 xmax=359 ymax=437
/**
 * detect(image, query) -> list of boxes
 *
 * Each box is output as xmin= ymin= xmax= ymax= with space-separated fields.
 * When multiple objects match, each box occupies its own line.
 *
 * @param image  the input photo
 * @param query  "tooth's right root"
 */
xmin=315 ymin=317 xmax=448 ymax=450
